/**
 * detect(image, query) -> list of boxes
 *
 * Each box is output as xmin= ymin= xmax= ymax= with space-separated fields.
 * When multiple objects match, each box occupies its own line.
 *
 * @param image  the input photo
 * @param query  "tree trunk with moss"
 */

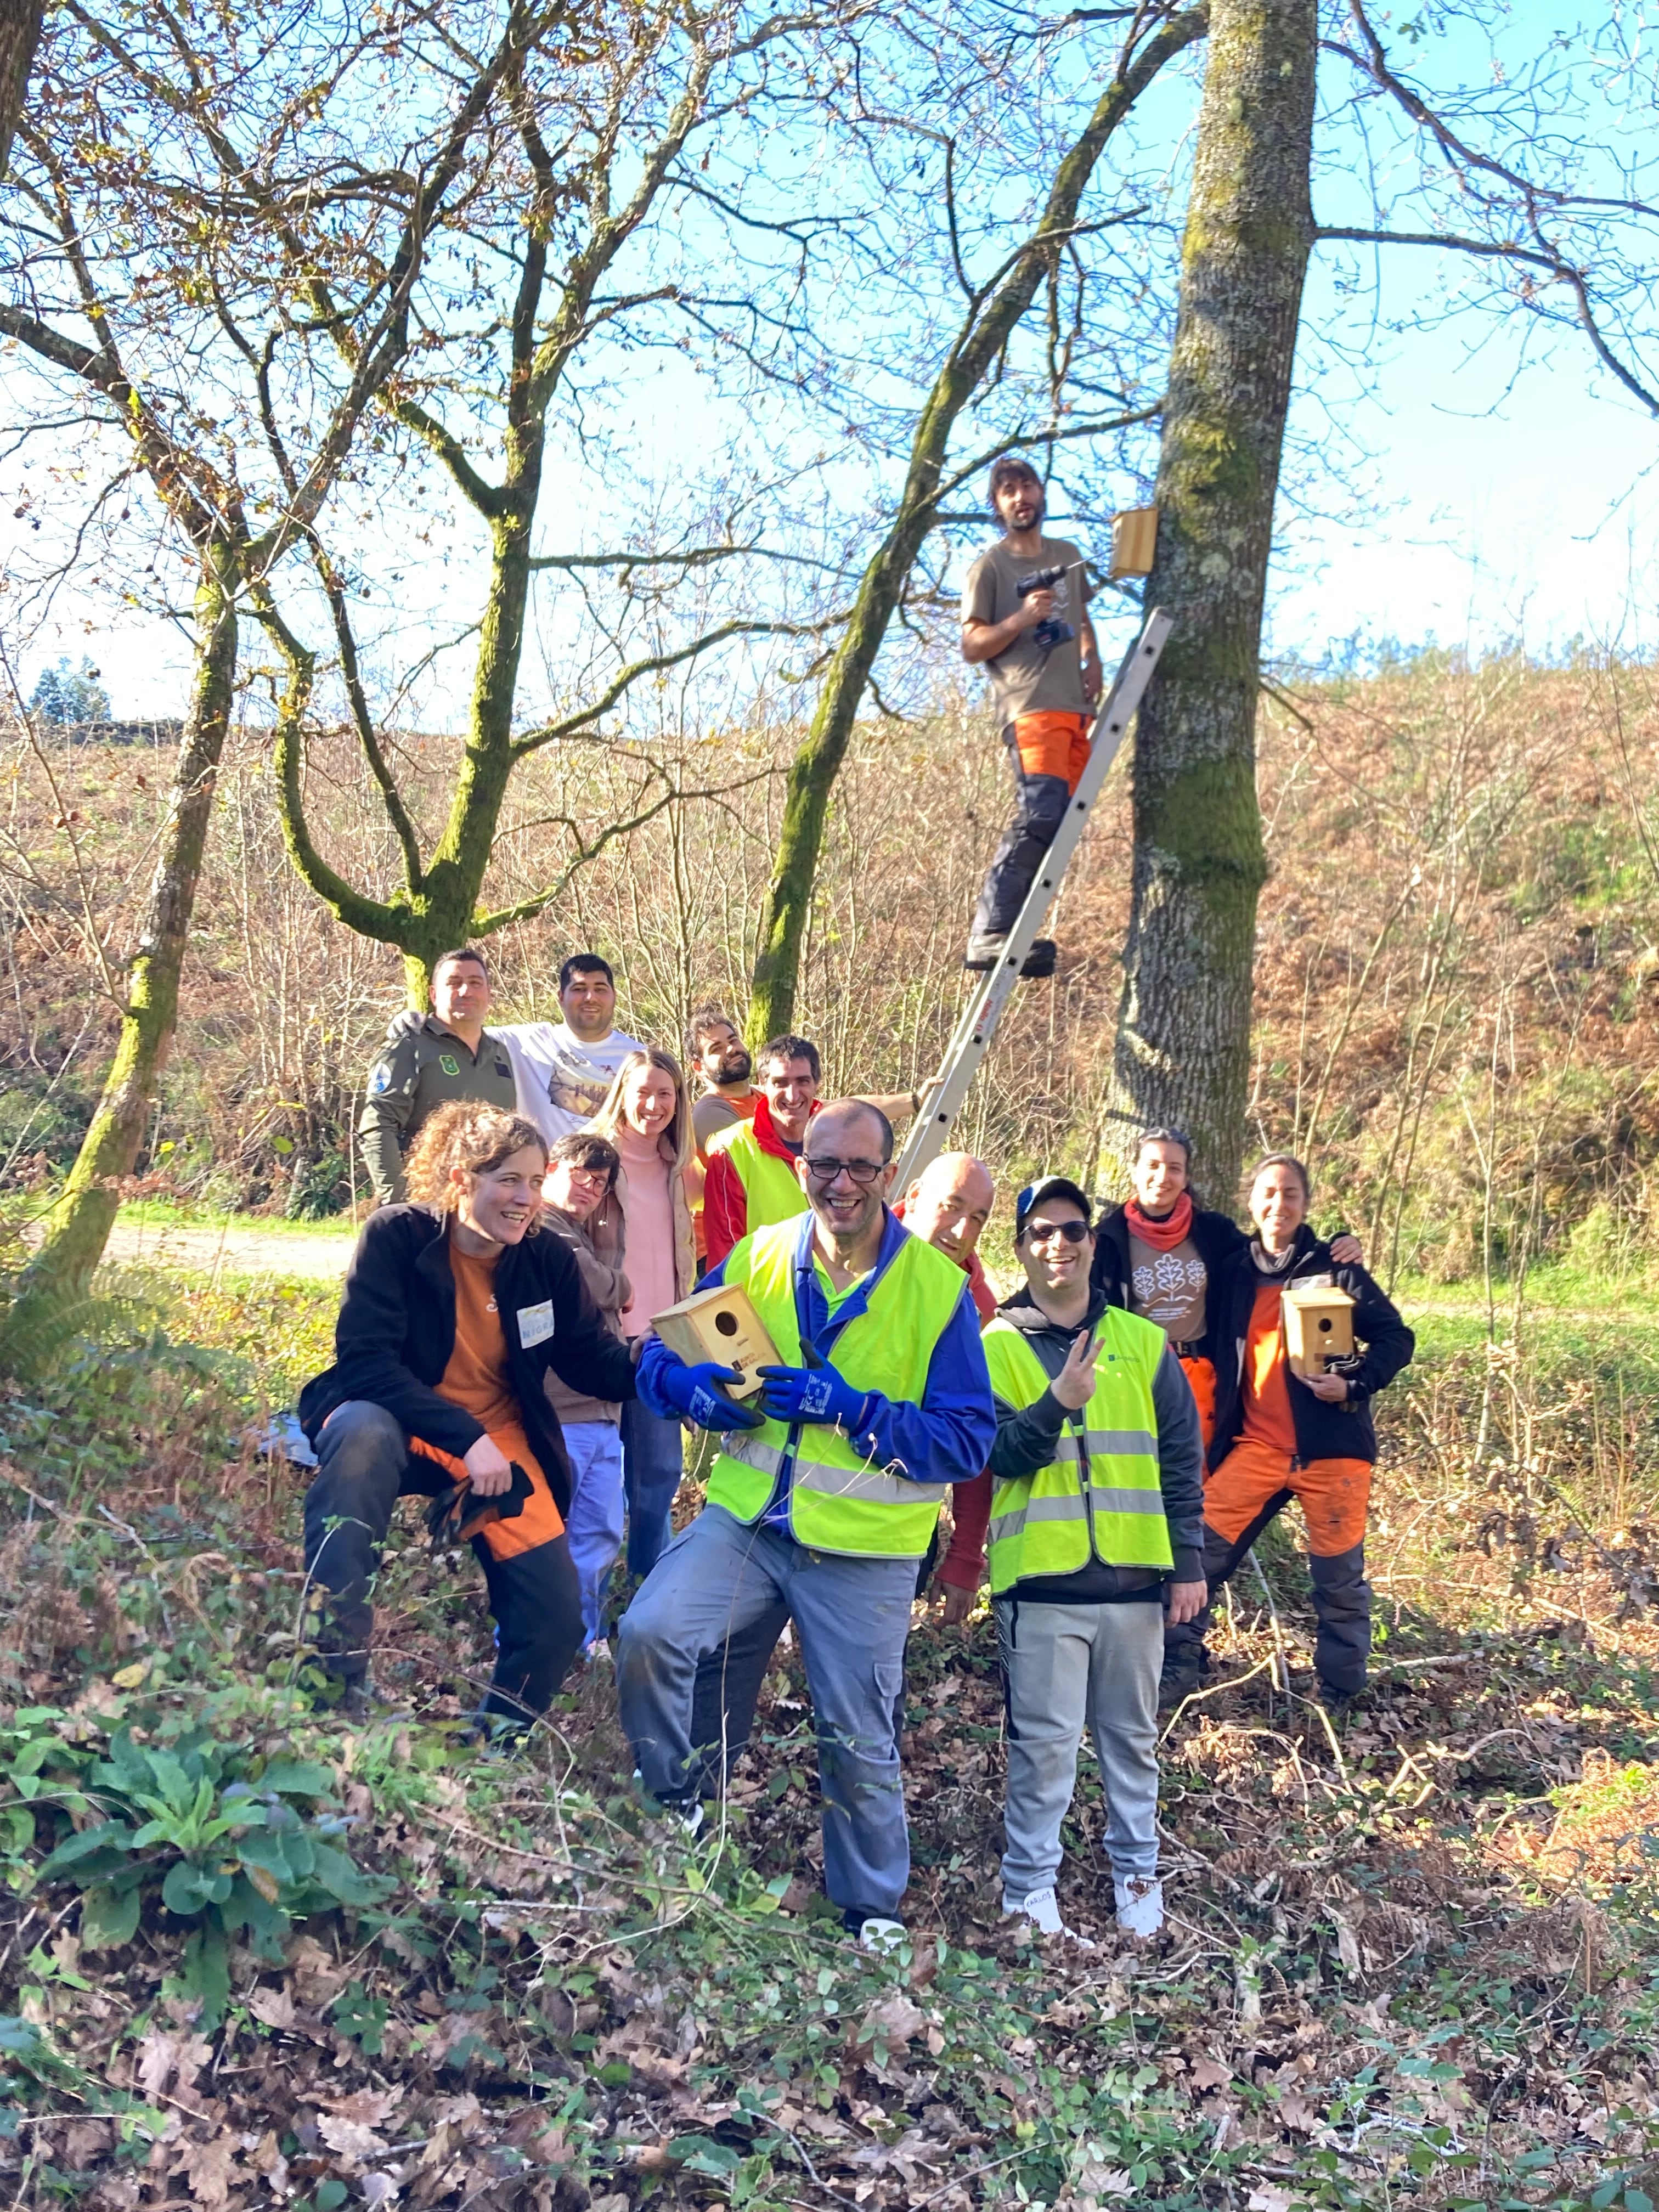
xmin=744 ymin=7 xmax=1207 ymax=1046
xmin=2 ymin=556 xmax=237 ymax=1359
xmin=1099 ymin=0 xmax=1316 ymax=1204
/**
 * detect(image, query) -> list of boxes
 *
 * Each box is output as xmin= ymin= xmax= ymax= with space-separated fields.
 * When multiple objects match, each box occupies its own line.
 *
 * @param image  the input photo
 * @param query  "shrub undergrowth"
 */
xmin=0 ymin=1273 xmax=1656 ymax=2210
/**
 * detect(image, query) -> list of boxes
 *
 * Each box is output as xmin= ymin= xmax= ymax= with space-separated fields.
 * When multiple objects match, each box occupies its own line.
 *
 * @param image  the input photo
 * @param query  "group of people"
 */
xmin=299 ymin=940 xmax=1413 ymax=1951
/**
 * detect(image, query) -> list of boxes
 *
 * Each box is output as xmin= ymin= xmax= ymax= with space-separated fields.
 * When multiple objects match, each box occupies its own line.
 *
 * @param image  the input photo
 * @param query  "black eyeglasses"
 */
xmin=1021 ymin=1217 xmax=1091 ymax=1246
xmin=804 ymin=1156 xmax=885 ymax=1185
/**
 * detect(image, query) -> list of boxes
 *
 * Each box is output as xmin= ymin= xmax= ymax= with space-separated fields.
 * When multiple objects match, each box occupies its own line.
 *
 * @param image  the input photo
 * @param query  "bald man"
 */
xmin=684 ymin=1148 xmax=1002 ymax=1774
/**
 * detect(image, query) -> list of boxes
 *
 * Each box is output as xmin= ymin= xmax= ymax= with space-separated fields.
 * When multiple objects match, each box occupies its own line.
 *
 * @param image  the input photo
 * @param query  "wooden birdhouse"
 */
xmin=1282 ymin=1280 xmax=1356 ymax=1378
xmin=1109 ymin=505 xmax=1159 ymax=579
xmin=651 ymin=1282 xmax=780 ymax=1399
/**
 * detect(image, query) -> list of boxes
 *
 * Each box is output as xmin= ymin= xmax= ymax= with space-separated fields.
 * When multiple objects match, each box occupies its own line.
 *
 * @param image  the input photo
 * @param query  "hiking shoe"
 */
xmin=633 ymin=1769 xmax=706 ymax=1838
xmin=337 ymin=1678 xmax=407 ymax=1723
xmin=1002 ymin=1886 xmax=1094 ymax=1945
xmin=1114 ymin=1875 xmax=1165 ymax=1938
xmin=1019 ymin=938 xmax=1057 ymax=980
xmin=964 ymin=932 xmax=1008 ymax=970
xmin=1158 ymin=1650 xmax=1208 ymax=1712
xmin=850 ymin=1915 xmax=907 ymax=1955
xmin=1317 ymin=1680 xmax=1362 ymax=1716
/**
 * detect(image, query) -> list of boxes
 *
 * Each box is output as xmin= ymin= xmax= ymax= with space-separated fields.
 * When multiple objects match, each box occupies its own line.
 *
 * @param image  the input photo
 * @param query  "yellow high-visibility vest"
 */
xmin=706 ymin=1117 xmax=808 ymax=1234
xmin=706 ymin=1217 xmax=969 ymax=1558
xmin=982 ymin=1309 xmax=1172 ymax=1594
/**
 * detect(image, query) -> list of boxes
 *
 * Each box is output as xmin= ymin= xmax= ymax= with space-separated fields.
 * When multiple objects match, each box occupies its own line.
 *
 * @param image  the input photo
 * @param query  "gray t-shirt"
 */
xmin=961 ymin=534 xmax=1090 ymax=725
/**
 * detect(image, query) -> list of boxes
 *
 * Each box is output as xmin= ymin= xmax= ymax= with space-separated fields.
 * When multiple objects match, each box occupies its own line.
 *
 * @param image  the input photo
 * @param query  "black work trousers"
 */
xmin=302 ymin=1400 xmax=583 ymax=1722
xmin=972 ymin=750 xmax=1071 ymax=941
xmin=1162 ymin=1511 xmax=1373 ymax=1698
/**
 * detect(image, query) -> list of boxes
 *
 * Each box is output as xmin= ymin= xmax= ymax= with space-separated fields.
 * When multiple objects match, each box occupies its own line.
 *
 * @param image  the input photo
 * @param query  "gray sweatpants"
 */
xmin=994 ymin=1595 xmax=1163 ymax=1903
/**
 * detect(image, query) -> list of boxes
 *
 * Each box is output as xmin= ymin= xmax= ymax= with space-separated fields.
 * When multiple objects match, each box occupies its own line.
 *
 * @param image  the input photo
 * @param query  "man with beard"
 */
xmin=687 ymin=1005 xmax=758 ymax=1154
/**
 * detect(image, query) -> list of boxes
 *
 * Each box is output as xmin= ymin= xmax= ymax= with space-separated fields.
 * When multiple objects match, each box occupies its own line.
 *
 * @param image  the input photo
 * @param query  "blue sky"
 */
xmin=8 ymin=0 xmax=1655 ymax=719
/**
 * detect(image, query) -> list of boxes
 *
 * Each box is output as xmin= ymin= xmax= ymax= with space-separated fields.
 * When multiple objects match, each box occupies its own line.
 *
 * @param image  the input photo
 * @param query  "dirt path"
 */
xmin=22 ymin=1218 xmax=357 ymax=1282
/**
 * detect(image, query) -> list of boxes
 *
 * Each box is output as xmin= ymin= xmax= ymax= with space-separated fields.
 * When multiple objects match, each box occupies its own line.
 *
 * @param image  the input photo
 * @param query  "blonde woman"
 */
xmin=586 ymin=1046 xmax=700 ymax=1582
xmin=297 ymin=1101 xmax=637 ymax=1726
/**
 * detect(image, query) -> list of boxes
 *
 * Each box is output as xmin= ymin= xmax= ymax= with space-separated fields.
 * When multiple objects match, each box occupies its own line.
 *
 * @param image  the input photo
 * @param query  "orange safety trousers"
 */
xmin=408 ymin=1428 xmax=566 ymax=1560
xmin=1202 ymin=1436 xmax=1371 ymax=1558
xmin=1178 ymin=1355 xmax=1217 ymax=1453
xmin=1012 ymin=710 xmax=1092 ymax=791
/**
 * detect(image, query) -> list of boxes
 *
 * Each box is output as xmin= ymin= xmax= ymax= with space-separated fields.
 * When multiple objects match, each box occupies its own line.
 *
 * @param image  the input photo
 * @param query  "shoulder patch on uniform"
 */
xmin=369 ymin=1064 xmax=393 ymax=1094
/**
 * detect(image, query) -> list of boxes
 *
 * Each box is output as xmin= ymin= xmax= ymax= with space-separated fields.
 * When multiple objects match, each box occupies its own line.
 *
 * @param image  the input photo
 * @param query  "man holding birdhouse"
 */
xmin=1160 ymin=1154 xmax=1414 ymax=1711
xmin=960 ymin=457 xmax=1101 ymax=974
xmin=617 ymin=1098 xmax=996 ymax=1949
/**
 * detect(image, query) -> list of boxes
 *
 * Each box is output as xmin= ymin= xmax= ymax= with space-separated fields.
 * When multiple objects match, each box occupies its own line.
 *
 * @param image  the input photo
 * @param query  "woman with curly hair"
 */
xmin=297 ymin=1100 xmax=638 ymax=1726
xmin=585 ymin=1047 xmax=700 ymax=1584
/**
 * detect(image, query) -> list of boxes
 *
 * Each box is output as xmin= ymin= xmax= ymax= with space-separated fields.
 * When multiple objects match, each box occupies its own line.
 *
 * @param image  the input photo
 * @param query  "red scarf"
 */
xmin=1124 ymin=1192 xmax=1194 ymax=1253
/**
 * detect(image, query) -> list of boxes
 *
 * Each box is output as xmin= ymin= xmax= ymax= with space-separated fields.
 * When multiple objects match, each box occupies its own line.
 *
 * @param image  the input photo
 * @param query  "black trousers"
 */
xmin=1162 ymin=1502 xmax=1373 ymax=1697
xmin=971 ymin=737 xmax=1070 ymax=940
xmin=302 ymin=1400 xmax=584 ymax=1721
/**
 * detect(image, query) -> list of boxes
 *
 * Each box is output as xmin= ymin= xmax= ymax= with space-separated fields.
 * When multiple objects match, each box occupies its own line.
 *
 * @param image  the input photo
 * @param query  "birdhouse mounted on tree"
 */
xmin=1108 ymin=506 xmax=1159 ymax=579
xmin=651 ymin=1283 xmax=780 ymax=1399
xmin=1281 ymin=1279 xmax=1356 ymax=1378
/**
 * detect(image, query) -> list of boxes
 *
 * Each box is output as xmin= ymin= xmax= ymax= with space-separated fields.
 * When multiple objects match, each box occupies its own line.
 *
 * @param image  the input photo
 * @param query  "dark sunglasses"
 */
xmin=1020 ymin=1217 xmax=1091 ymax=1246
xmin=804 ymin=1156 xmax=885 ymax=1186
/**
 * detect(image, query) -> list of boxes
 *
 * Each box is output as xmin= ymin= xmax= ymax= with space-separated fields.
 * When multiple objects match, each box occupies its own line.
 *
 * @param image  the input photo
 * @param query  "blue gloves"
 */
xmin=649 ymin=1350 xmax=764 ymax=1433
xmin=757 ymin=1355 xmax=872 ymax=1432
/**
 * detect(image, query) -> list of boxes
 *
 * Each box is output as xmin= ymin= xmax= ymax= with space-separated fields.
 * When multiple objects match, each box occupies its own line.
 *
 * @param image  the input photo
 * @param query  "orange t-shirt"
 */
xmin=430 ymin=1242 xmax=563 ymax=1556
xmin=1240 ymin=1278 xmax=1297 ymax=1454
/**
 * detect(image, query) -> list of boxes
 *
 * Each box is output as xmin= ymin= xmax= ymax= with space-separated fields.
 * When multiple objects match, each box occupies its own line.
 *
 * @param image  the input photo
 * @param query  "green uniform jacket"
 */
xmin=357 ymin=1015 xmax=517 ymax=1203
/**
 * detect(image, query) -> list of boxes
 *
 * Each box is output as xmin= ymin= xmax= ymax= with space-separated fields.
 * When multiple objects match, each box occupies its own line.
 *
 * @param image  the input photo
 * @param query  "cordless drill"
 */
xmin=1015 ymin=563 xmax=1077 ymax=652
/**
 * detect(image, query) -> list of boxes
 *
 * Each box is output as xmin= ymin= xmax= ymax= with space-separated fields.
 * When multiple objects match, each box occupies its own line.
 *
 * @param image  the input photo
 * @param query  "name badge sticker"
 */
xmin=517 ymin=1300 xmax=555 ymax=1348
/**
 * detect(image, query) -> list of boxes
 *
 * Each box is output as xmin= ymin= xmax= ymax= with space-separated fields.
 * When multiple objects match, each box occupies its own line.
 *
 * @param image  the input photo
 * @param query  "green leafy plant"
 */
xmin=35 ymin=1727 xmax=390 ymax=2025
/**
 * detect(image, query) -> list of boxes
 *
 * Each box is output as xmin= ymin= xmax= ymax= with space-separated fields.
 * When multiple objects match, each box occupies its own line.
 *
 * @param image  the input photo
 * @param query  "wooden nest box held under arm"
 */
xmin=651 ymin=1283 xmax=780 ymax=1399
xmin=1281 ymin=1279 xmax=1356 ymax=1378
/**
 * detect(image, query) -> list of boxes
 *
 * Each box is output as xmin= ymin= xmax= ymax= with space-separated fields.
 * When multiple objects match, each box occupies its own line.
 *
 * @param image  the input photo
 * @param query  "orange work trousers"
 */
xmin=1202 ymin=1437 xmax=1371 ymax=1558
xmin=1012 ymin=710 xmax=1092 ymax=791
xmin=1178 ymin=1355 xmax=1217 ymax=1452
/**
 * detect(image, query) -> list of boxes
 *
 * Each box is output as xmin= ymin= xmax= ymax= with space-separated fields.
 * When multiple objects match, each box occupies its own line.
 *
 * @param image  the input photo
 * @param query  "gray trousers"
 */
xmin=994 ymin=1595 xmax=1163 ymax=1902
xmin=618 ymin=1506 xmax=917 ymax=1921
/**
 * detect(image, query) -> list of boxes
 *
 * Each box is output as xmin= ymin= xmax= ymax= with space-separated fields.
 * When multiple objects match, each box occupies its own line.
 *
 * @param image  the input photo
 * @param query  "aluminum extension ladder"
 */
xmin=891 ymin=606 xmax=1173 ymax=1190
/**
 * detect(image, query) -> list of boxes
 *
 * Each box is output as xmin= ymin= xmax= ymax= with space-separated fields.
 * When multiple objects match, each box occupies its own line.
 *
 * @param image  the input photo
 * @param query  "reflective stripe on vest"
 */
xmin=710 ymin=1119 xmax=808 ymax=1232
xmin=706 ymin=1217 xmax=968 ymax=1557
xmin=983 ymin=1310 xmax=1173 ymax=1593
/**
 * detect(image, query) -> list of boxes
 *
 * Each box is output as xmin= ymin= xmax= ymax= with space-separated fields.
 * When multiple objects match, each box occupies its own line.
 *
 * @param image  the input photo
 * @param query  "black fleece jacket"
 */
xmin=987 ymin=1286 xmax=1206 ymax=1596
xmin=297 ymin=1205 xmax=637 ymax=1517
xmin=1091 ymin=1203 xmax=1246 ymax=1359
xmin=1208 ymin=1227 xmax=1414 ymax=1473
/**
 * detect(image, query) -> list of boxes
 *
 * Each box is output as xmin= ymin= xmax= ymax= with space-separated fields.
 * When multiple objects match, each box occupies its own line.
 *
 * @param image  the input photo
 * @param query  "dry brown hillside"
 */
xmin=3 ymin=648 xmax=1656 ymax=1279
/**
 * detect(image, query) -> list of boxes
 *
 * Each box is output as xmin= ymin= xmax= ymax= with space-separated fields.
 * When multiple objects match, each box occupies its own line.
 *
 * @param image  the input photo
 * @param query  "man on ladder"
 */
xmin=961 ymin=458 xmax=1101 ymax=978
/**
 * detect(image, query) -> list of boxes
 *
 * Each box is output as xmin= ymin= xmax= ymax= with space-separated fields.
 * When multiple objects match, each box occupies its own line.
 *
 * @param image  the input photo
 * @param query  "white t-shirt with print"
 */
xmin=496 ymin=1022 xmax=643 ymax=1147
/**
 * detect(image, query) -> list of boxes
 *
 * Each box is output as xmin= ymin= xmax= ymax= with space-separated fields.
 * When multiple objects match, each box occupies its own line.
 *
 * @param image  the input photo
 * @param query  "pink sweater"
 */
xmin=615 ymin=1126 xmax=677 ymax=1339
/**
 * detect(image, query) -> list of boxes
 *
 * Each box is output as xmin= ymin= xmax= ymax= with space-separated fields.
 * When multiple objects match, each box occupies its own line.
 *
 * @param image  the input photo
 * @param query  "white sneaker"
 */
xmin=857 ymin=1916 xmax=907 ymax=1955
xmin=1002 ymin=1886 xmax=1094 ymax=1945
xmin=584 ymin=1637 xmax=611 ymax=1666
xmin=1114 ymin=1875 xmax=1164 ymax=1937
